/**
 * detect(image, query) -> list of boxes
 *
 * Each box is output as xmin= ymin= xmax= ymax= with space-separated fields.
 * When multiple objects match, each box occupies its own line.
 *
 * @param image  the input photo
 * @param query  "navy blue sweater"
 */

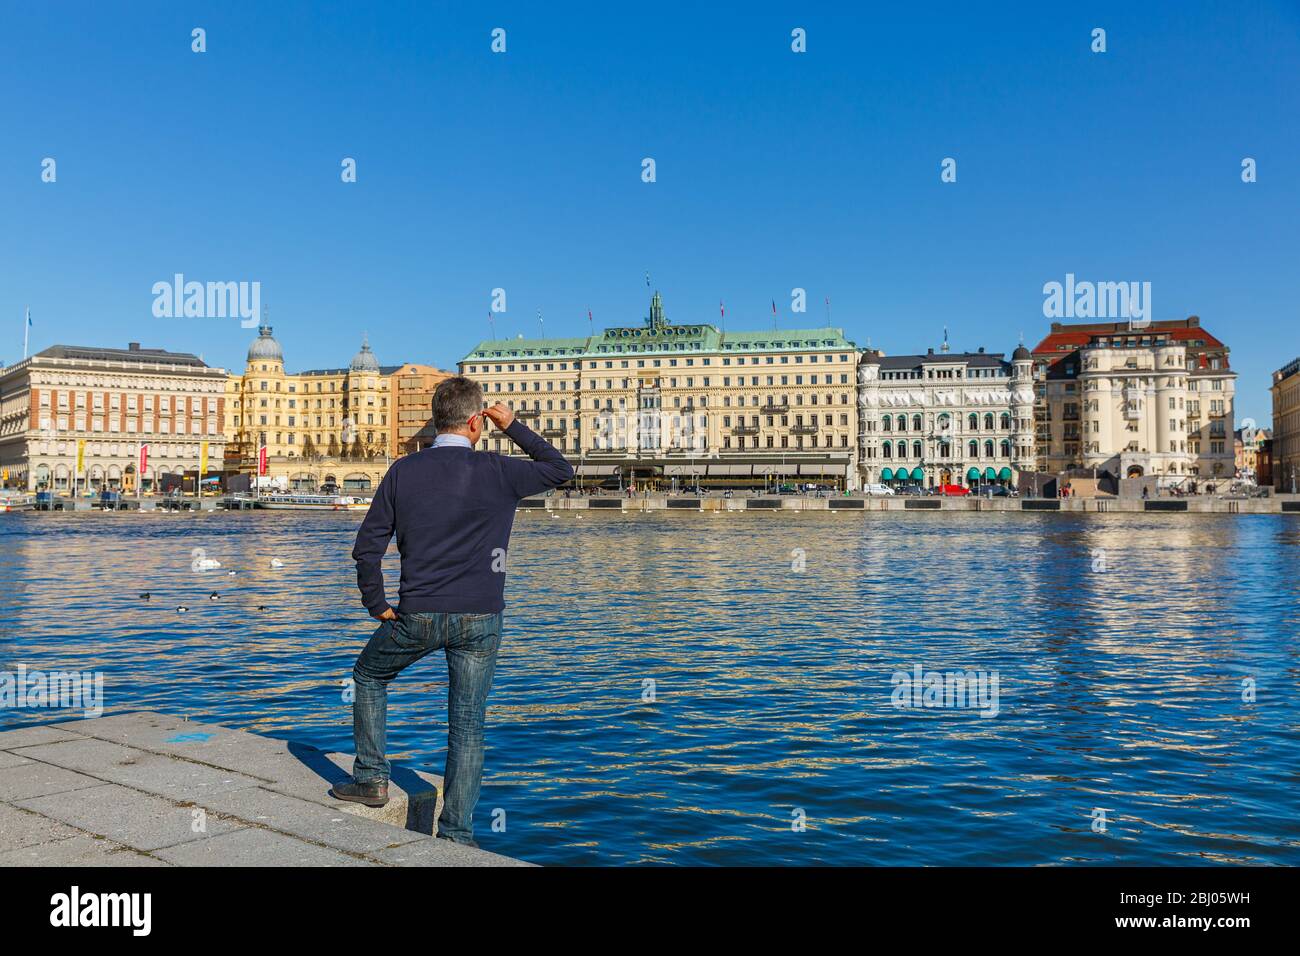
xmin=352 ymin=420 xmax=574 ymax=616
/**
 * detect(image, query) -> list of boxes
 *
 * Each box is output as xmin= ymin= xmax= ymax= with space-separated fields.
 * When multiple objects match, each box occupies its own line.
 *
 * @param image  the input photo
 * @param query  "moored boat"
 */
xmin=255 ymin=493 xmax=369 ymax=511
xmin=0 ymin=492 xmax=37 ymax=513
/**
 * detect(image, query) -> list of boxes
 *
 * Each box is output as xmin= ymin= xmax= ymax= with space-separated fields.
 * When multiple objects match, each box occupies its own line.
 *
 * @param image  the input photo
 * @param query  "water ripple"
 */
xmin=1 ymin=510 xmax=1298 ymax=865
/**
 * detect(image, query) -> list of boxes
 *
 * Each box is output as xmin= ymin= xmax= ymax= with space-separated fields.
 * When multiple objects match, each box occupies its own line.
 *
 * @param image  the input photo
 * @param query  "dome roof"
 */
xmin=248 ymin=325 xmax=283 ymax=363
xmin=1013 ymin=345 xmax=1031 ymax=360
xmin=350 ymin=335 xmax=380 ymax=372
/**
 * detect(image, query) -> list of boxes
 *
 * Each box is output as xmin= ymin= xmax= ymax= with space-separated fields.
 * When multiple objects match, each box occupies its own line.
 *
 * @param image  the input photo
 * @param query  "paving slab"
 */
xmin=153 ymin=827 xmax=376 ymax=867
xmin=0 ymin=761 xmax=106 ymax=802
xmin=16 ymin=783 xmax=244 ymax=852
xmin=46 ymin=712 xmax=441 ymax=834
xmin=0 ymin=802 xmax=81 ymax=852
xmin=196 ymin=786 xmax=426 ymax=855
xmin=0 ymin=724 xmax=84 ymax=749
xmin=374 ymin=835 xmax=535 ymax=868
xmin=13 ymin=737 xmax=263 ymax=801
xmin=8 ymin=712 xmax=525 ymax=866
xmin=0 ymin=833 xmax=169 ymax=867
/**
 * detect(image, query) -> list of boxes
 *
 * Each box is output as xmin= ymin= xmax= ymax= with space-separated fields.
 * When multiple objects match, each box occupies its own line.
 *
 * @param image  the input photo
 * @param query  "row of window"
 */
xmin=37 ymin=416 xmax=218 ymax=436
xmin=878 ymin=367 xmax=1010 ymax=380
xmin=871 ymin=439 xmax=1015 ymax=460
xmin=467 ymin=354 xmax=853 ymax=375
xmin=38 ymin=390 xmax=216 ymax=414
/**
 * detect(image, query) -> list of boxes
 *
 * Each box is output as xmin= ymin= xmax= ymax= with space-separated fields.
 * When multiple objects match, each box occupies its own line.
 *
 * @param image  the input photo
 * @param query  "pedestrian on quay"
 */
xmin=333 ymin=377 xmax=574 ymax=847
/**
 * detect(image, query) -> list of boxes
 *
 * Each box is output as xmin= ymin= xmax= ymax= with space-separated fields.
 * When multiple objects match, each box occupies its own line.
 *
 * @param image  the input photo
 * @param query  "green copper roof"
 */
xmin=460 ymin=293 xmax=856 ymax=363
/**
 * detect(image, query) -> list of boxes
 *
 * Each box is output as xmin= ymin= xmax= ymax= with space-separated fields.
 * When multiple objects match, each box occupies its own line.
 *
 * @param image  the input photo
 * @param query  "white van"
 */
xmin=864 ymin=483 xmax=896 ymax=496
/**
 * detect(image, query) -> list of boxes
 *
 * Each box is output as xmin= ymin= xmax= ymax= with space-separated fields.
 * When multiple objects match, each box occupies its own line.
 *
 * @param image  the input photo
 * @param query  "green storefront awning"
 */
xmin=985 ymin=467 xmax=997 ymax=480
xmin=911 ymin=468 xmax=925 ymax=481
xmin=967 ymin=467 xmax=982 ymax=481
xmin=998 ymin=467 xmax=1013 ymax=481
xmin=880 ymin=468 xmax=893 ymax=481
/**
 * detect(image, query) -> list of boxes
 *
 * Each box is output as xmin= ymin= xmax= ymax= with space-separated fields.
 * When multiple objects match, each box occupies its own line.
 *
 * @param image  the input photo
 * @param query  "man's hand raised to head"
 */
xmin=483 ymin=402 xmax=515 ymax=431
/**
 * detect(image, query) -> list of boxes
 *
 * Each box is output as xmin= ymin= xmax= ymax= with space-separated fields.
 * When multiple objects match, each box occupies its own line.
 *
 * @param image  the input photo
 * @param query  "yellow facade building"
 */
xmin=460 ymin=292 xmax=859 ymax=489
xmin=225 ymin=325 xmax=399 ymax=474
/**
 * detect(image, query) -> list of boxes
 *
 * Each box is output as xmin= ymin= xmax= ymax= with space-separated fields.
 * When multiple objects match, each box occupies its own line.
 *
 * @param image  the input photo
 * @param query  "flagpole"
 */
xmin=23 ymin=307 xmax=30 ymax=360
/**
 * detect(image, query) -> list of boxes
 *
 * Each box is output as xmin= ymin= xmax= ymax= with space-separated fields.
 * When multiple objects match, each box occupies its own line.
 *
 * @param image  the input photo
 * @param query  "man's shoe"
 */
xmin=330 ymin=779 xmax=389 ymax=808
xmin=436 ymin=833 xmax=479 ymax=849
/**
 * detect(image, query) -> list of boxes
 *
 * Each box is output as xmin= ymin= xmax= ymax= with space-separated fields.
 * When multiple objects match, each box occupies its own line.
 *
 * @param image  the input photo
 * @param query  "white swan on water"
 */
xmin=270 ymin=558 xmax=285 ymax=569
xmin=190 ymin=548 xmax=221 ymax=571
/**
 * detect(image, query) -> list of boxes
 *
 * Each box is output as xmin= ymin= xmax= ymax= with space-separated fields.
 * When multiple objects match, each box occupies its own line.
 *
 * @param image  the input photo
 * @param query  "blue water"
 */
xmin=2 ymin=510 xmax=1298 ymax=865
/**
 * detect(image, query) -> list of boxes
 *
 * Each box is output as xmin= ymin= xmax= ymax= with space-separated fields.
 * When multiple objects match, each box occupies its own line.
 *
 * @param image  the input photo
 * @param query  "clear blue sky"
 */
xmin=1 ymin=1 xmax=1296 ymax=425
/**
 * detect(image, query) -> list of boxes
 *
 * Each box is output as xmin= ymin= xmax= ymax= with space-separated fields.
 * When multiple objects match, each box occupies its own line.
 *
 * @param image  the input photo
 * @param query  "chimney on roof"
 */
xmin=978 ymin=346 xmax=985 ymax=353
xmin=1051 ymin=322 xmax=1062 ymax=332
xmin=927 ymin=347 xmax=934 ymax=355
xmin=1187 ymin=315 xmax=1200 ymax=326
xmin=128 ymin=342 xmax=140 ymax=351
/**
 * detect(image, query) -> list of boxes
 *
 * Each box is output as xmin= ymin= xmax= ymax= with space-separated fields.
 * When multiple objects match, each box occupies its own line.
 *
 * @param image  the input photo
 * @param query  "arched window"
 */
xmin=984 ymin=440 xmax=994 ymax=458
xmin=968 ymin=413 xmax=978 ymax=430
xmin=882 ymin=441 xmax=892 ymax=459
xmin=912 ymin=414 xmax=923 ymax=432
xmin=1000 ymin=412 xmax=1011 ymax=430
xmin=882 ymin=416 xmax=892 ymax=432
xmin=895 ymin=441 xmax=906 ymax=460
xmin=939 ymin=441 xmax=950 ymax=457
xmin=897 ymin=414 xmax=907 ymax=432
xmin=913 ymin=440 xmax=923 ymax=458
xmin=1001 ymin=439 xmax=1011 ymax=458
xmin=984 ymin=413 xmax=994 ymax=430
xmin=969 ymin=439 xmax=978 ymax=457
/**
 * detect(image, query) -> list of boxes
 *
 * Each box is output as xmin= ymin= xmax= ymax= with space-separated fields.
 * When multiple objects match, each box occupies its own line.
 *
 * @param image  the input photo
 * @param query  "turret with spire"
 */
xmin=646 ymin=291 xmax=668 ymax=331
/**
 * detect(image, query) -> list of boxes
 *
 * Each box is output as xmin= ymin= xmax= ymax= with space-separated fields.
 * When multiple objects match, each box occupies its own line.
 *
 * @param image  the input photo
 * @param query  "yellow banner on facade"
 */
xmin=76 ymin=439 xmax=85 ymax=473
xmin=200 ymin=441 xmax=209 ymax=476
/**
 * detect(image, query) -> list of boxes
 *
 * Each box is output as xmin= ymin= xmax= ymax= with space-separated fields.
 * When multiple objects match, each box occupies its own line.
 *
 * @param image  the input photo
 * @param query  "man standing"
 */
xmin=331 ymin=376 xmax=573 ymax=847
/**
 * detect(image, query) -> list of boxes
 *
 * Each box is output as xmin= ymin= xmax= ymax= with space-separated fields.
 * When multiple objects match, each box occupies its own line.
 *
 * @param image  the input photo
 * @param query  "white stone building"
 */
xmin=856 ymin=342 xmax=1036 ymax=489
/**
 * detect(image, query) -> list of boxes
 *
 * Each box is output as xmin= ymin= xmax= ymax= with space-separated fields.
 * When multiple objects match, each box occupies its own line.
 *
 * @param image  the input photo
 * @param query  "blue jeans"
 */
xmin=351 ymin=611 xmax=503 ymax=845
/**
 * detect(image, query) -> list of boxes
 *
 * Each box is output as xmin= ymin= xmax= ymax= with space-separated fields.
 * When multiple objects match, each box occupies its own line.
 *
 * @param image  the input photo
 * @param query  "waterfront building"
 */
xmin=225 ymin=326 xmax=401 ymax=476
xmin=1271 ymin=357 xmax=1300 ymax=493
xmin=1234 ymin=424 xmax=1271 ymax=482
xmin=460 ymin=292 xmax=859 ymax=489
xmin=0 ymin=342 xmax=227 ymax=492
xmin=391 ymin=363 xmax=453 ymax=454
xmin=855 ymin=341 xmax=1036 ymax=489
xmin=1030 ymin=317 xmax=1236 ymax=482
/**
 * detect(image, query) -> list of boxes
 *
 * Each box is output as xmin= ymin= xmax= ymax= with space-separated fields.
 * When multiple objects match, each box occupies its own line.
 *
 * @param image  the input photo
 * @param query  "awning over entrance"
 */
xmin=998 ymin=467 xmax=1013 ymax=480
xmin=798 ymin=463 xmax=846 ymax=476
xmin=665 ymin=464 xmax=704 ymax=477
xmin=576 ymin=464 xmax=617 ymax=476
xmin=910 ymin=468 xmax=925 ymax=481
xmin=881 ymin=468 xmax=894 ymax=481
xmin=709 ymin=464 xmax=753 ymax=476
xmin=984 ymin=467 xmax=997 ymax=480
xmin=967 ymin=467 xmax=981 ymax=481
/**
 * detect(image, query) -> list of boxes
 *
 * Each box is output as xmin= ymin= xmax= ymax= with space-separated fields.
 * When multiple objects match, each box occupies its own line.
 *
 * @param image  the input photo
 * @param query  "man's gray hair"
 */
xmin=432 ymin=376 xmax=484 ymax=432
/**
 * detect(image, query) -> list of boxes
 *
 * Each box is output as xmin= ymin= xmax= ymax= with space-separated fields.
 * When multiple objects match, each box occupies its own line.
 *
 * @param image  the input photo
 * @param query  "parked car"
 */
xmin=895 ymin=484 xmax=926 ymax=496
xmin=979 ymin=484 xmax=1017 ymax=498
xmin=934 ymin=484 xmax=970 ymax=496
xmin=863 ymin=483 xmax=896 ymax=496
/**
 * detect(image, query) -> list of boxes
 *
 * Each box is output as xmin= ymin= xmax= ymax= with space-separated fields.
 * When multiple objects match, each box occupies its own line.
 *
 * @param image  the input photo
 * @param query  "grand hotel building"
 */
xmin=460 ymin=292 xmax=859 ymax=488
